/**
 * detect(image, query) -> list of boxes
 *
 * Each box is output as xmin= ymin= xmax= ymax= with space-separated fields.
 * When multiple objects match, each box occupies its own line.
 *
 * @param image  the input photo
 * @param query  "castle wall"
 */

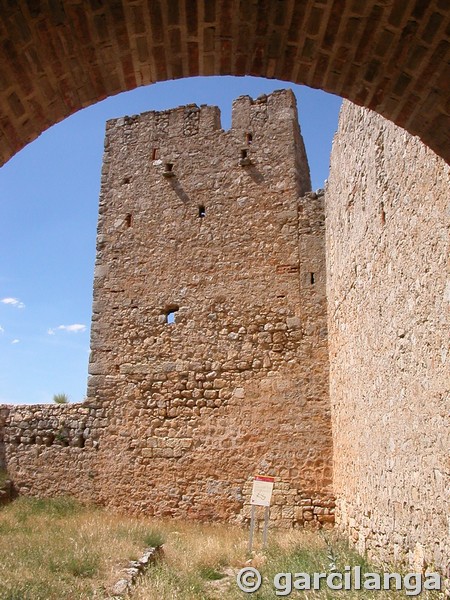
xmin=326 ymin=101 xmax=449 ymax=573
xmin=0 ymin=90 xmax=334 ymax=526
xmin=1 ymin=93 xmax=447 ymax=566
xmin=0 ymin=406 xmax=7 ymax=472
xmin=0 ymin=403 xmax=104 ymax=501
xmin=87 ymin=89 xmax=333 ymax=524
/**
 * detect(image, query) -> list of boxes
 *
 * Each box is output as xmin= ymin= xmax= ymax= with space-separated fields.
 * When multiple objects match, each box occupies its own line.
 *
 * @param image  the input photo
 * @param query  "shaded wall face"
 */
xmin=0 ymin=403 xmax=104 ymax=502
xmin=326 ymin=101 xmax=449 ymax=572
xmin=0 ymin=407 xmax=8 ymax=472
xmin=86 ymin=90 xmax=333 ymax=523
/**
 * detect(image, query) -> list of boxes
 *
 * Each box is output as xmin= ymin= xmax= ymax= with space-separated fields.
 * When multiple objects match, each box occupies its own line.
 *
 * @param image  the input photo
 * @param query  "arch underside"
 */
xmin=0 ymin=0 xmax=449 ymax=166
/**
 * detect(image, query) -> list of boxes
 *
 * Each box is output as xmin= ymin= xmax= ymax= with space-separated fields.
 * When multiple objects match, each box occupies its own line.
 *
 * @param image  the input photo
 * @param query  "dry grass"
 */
xmin=0 ymin=497 xmax=163 ymax=600
xmin=133 ymin=525 xmax=444 ymax=599
xmin=132 ymin=520 xmax=246 ymax=600
xmin=0 ymin=499 xmax=444 ymax=599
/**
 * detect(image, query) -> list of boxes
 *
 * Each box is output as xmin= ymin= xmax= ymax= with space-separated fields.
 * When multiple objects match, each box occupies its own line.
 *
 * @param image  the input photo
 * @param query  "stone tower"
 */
xmin=87 ymin=89 xmax=333 ymax=523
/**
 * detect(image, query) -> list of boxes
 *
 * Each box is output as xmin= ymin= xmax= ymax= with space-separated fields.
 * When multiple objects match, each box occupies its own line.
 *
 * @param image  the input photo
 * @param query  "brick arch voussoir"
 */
xmin=0 ymin=0 xmax=449 ymax=166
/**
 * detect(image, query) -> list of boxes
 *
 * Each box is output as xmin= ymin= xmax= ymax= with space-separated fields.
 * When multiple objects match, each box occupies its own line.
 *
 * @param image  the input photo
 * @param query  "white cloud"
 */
xmin=11 ymin=339 xmax=19 ymax=344
xmin=1 ymin=297 xmax=25 ymax=309
xmin=61 ymin=324 xmax=87 ymax=333
xmin=0 ymin=325 xmax=4 ymax=334
xmin=48 ymin=323 xmax=87 ymax=335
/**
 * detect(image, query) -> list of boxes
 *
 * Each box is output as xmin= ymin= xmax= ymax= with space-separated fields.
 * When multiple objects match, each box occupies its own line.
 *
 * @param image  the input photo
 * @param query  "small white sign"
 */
xmin=250 ymin=475 xmax=275 ymax=507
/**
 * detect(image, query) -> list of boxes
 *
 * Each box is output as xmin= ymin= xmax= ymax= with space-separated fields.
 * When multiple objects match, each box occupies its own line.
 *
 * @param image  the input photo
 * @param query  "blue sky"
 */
xmin=0 ymin=76 xmax=342 ymax=405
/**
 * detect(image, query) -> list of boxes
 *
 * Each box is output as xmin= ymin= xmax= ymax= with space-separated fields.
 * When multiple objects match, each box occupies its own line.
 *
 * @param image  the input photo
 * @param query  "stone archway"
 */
xmin=0 ymin=0 xmax=449 ymax=166
xmin=0 ymin=0 xmax=449 ymax=582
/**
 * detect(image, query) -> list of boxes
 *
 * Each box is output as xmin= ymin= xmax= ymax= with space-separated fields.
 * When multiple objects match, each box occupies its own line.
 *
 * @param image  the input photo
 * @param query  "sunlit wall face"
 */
xmin=0 ymin=76 xmax=341 ymax=405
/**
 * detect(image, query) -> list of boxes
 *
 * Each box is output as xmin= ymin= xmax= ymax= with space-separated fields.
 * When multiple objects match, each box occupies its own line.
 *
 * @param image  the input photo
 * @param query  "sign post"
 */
xmin=248 ymin=475 xmax=275 ymax=553
xmin=262 ymin=505 xmax=270 ymax=548
xmin=248 ymin=505 xmax=256 ymax=553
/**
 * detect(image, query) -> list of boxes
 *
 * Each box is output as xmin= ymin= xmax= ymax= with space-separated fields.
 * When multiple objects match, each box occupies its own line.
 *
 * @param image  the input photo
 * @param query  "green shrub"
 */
xmin=142 ymin=529 xmax=165 ymax=548
xmin=53 ymin=393 xmax=69 ymax=404
xmin=198 ymin=565 xmax=226 ymax=581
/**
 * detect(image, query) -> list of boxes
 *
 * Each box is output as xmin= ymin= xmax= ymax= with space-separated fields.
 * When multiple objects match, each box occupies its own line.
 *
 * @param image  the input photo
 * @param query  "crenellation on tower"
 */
xmin=83 ymin=88 xmax=333 ymax=522
xmin=232 ymin=90 xmax=311 ymax=194
xmin=0 ymin=90 xmax=448 ymax=580
xmin=0 ymin=89 xmax=334 ymax=528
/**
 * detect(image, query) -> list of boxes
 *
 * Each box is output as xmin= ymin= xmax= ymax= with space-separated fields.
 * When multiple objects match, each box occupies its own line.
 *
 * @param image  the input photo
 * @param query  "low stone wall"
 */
xmin=0 ymin=402 xmax=106 ymax=503
xmin=0 ymin=406 xmax=6 ymax=472
xmin=110 ymin=546 xmax=162 ymax=598
xmin=0 ymin=400 xmax=335 ymax=528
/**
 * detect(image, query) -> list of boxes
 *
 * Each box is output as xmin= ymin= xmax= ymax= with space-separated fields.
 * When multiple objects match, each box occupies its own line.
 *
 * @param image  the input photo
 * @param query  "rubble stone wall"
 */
xmin=0 ymin=406 xmax=6 ymax=471
xmin=0 ymin=403 xmax=104 ymax=502
xmin=326 ymin=100 xmax=449 ymax=574
xmin=0 ymin=90 xmax=334 ymax=527
xmin=1 ymin=1 xmax=449 ymax=167
xmin=1 ymin=93 xmax=447 ymax=572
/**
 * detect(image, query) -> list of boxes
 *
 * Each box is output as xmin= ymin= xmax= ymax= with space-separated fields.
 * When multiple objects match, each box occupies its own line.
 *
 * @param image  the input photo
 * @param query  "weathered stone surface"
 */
xmin=110 ymin=546 xmax=160 ymax=597
xmin=0 ymin=403 xmax=105 ymax=502
xmin=0 ymin=90 xmax=333 ymax=528
xmin=326 ymin=100 xmax=450 ymax=575
xmin=0 ymin=2 xmax=449 ymax=166
xmin=85 ymin=89 xmax=331 ymax=524
xmin=111 ymin=579 xmax=130 ymax=595
xmin=2 ymin=92 xmax=446 ymax=581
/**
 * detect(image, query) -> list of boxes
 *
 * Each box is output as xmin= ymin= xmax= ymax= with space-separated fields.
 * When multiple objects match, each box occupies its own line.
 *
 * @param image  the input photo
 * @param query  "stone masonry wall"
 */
xmin=87 ymin=89 xmax=333 ymax=524
xmin=0 ymin=90 xmax=334 ymax=528
xmin=0 ymin=406 xmax=6 ymax=472
xmin=326 ymin=101 xmax=449 ymax=574
xmin=0 ymin=403 xmax=104 ymax=502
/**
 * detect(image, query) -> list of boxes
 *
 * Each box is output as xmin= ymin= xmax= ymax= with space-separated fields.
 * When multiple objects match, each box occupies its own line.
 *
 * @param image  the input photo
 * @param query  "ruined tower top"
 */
xmin=102 ymin=89 xmax=311 ymax=196
xmin=84 ymin=88 xmax=329 ymax=520
xmin=1 ymin=89 xmax=333 ymax=528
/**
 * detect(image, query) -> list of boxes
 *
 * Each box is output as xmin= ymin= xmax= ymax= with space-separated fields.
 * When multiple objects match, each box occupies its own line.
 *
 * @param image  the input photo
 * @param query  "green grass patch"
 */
xmin=198 ymin=564 xmax=226 ymax=581
xmin=142 ymin=529 xmax=165 ymax=548
xmin=48 ymin=550 xmax=100 ymax=579
xmin=0 ymin=497 xmax=164 ymax=600
xmin=12 ymin=496 xmax=82 ymax=519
